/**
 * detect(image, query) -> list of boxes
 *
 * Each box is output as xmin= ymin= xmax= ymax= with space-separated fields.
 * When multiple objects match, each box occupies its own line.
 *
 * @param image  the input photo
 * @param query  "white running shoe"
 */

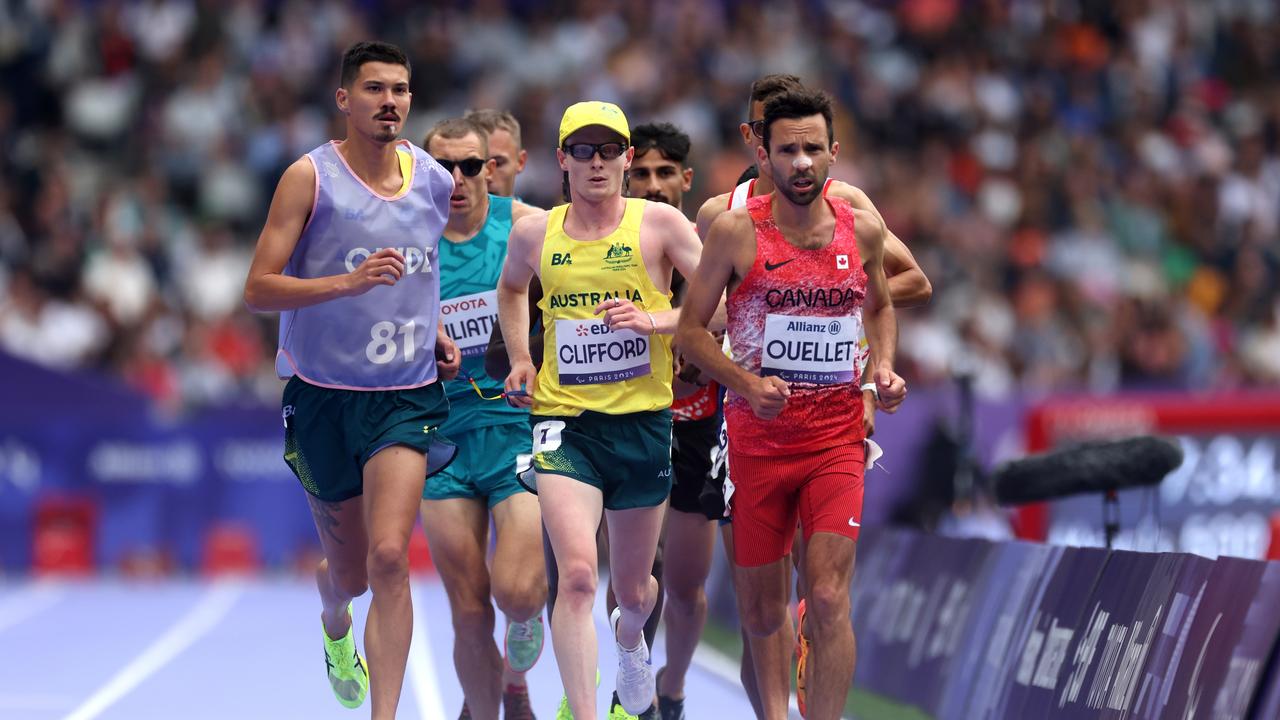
xmin=610 ymin=606 xmax=654 ymax=715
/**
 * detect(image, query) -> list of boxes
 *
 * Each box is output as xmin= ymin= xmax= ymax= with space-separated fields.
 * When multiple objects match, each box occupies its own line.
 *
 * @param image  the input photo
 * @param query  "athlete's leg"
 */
xmin=605 ymin=501 xmax=666 ymax=713
xmin=604 ymin=504 xmax=666 ymax=649
xmin=796 ymin=443 xmax=865 ymax=720
xmin=540 ymin=473 xmax=605 ymax=720
xmin=658 ymin=508 xmax=716 ymax=700
xmin=720 ymin=524 xmax=765 ymax=718
xmin=801 ymin=533 xmax=857 ymax=720
xmin=603 ymin=517 xmax=665 ymax=651
xmin=361 ymin=444 xmax=428 ymax=720
xmin=490 ymin=491 xmax=548 ymax=664
xmin=421 ymin=497 xmax=502 ymax=720
xmin=735 ymin=557 xmax=793 ymax=720
xmin=307 ymin=495 xmax=369 ymax=640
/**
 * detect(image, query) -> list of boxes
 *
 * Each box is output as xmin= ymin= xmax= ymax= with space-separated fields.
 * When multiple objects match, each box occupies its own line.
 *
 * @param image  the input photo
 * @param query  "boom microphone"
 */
xmin=993 ymin=436 xmax=1184 ymax=506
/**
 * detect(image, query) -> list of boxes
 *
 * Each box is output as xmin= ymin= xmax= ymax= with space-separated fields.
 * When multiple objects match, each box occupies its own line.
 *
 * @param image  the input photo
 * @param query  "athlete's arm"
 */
xmin=244 ymin=158 xmax=409 ymax=312
xmin=484 ymin=275 xmax=543 ymax=379
xmin=436 ymin=320 xmax=460 ymax=380
xmin=694 ymin=192 xmax=731 ymax=241
xmin=855 ymin=209 xmax=906 ymax=412
xmin=677 ymin=211 xmax=789 ymax=420
xmin=511 ymin=200 xmax=543 ymax=222
xmin=496 ymin=212 xmax=545 ymax=406
xmin=831 ymin=182 xmax=931 ymax=308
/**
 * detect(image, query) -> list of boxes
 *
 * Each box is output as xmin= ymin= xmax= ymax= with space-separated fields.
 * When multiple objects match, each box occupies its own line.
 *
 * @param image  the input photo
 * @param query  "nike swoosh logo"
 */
xmin=764 ymin=258 xmax=794 ymax=271
xmin=848 ymin=518 xmax=860 ymax=527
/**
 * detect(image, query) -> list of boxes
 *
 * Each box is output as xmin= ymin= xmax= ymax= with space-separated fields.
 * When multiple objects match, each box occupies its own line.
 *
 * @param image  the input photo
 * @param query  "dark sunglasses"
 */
xmin=564 ymin=142 xmax=627 ymax=161
xmin=438 ymin=157 xmax=486 ymax=177
xmin=746 ymin=119 xmax=765 ymax=138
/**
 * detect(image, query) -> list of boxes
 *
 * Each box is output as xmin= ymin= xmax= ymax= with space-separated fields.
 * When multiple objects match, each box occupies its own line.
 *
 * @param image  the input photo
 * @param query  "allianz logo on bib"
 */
xmin=344 ymin=246 xmax=431 ymax=274
xmin=785 ymin=319 xmax=843 ymax=335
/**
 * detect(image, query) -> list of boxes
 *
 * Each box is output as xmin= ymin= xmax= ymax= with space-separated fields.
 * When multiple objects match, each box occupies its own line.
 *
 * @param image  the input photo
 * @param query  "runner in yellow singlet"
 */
xmin=496 ymin=101 xmax=704 ymax=720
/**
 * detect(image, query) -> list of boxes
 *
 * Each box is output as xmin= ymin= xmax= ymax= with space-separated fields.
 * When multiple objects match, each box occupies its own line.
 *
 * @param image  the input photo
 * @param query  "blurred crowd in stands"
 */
xmin=1 ymin=0 xmax=1278 ymax=410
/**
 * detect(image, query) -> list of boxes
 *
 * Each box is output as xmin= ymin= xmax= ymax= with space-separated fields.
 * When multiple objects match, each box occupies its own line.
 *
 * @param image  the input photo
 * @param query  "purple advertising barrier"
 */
xmin=937 ymin=541 xmax=1055 ymax=720
xmin=1161 ymin=557 xmax=1268 ymax=720
xmin=189 ymin=407 xmax=315 ymax=568
xmin=1248 ymin=567 xmax=1280 ymax=720
xmin=1045 ymin=551 xmax=1164 ymax=719
xmin=877 ymin=532 xmax=979 ymax=703
xmin=852 ymin=527 xmax=923 ymax=699
xmin=999 ymin=546 xmax=1110 ymax=720
xmin=1129 ymin=554 xmax=1215 ymax=719
xmin=1216 ymin=562 xmax=1280 ymax=719
xmin=1094 ymin=551 xmax=1189 ymax=719
xmin=876 ymin=533 xmax=945 ymax=701
xmin=0 ymin=351 xmax=152 ymax=572
xmin=964 ymin=544 xmax=1067 ymax=719
xmin=909 ymin=537 xmax=994 ymax=716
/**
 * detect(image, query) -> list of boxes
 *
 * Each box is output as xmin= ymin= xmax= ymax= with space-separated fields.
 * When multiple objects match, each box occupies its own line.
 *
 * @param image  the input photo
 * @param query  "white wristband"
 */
xmin=646 ymin=311 xmax=657 ymax=335
xmin=860 ymin=382 xmax=879 ymax=402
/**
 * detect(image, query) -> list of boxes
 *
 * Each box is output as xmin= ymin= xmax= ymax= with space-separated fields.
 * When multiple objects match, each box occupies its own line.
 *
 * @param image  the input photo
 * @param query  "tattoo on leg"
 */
xmin=308 ymin=496 xmax=343 ymax=545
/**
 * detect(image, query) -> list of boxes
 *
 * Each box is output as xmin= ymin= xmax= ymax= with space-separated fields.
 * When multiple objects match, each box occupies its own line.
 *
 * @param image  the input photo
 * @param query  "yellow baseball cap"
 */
xmin=558 ymin=101 xmax=630 ymax=147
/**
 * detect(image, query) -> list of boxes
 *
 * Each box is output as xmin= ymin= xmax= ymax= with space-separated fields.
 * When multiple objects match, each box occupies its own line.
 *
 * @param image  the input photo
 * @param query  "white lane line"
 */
xmin=406 ymin=585 xmax=446 ymax=720
xmin=0 ymin=582 xmax=67 ymax=636
xmin=62 ymin=582 xmax=243 ymax=720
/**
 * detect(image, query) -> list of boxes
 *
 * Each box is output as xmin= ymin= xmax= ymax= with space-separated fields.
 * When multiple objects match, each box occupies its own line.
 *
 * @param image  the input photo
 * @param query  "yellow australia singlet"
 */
xmin=535 ymin=198 xmax=674 ymax=416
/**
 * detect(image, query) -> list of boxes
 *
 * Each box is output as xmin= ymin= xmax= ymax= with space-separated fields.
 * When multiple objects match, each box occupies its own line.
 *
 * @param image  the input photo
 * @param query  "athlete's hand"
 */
xmin=435 ymin=333 xmax=460 ymax=381
xmin=504 ymin=360 xmax=537 ymax=409
xmin=594 ymin=296 xmax=655 ymax=335
xmin=747 ymin=375 xmax=790 ymax=420
xmin=862 ymin=389 xmax=877 ymax=437
xmin=672 ymin=353 xmax=707 ymax=399
xmin=344 ymin=248 xmax=406 ymax=296
xmin=873 ymin=364 xmax=907 ymax=413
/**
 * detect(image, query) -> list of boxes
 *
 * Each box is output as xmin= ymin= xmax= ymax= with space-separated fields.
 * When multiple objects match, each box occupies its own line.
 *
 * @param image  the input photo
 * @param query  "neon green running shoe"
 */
xmin=555 ymin=668 xmax=601 ymax=719
xmin=504 ymin=616 xmax=545 ymax=673
xmin=322 ymin=603 xmax=368 ymax=709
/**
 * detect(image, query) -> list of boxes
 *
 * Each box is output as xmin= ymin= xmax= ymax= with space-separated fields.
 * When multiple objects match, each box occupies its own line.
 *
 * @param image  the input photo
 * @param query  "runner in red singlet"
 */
xmin=677 ymin=89 xmax=905 ymax=720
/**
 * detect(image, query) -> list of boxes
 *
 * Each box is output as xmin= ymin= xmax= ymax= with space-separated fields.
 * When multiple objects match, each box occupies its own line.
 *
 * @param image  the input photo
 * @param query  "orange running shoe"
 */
xmin=795 ymin=599 xmax=810 ymax=717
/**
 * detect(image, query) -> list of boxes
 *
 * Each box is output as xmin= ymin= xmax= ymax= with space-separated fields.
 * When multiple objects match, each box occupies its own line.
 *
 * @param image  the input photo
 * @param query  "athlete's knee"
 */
xmin=557 ymin=558 xmax=598 ymax=610
xmin=662 ymin=576 xmax=705 ymax=614
xmin=493 ymin=573 xmax=546 ymax=621
xmin=740 ymin=594 xmax=787 ymax=637
xmin=366 ymin=540 xmax=410 ymax=584
xmin=450 ymin=595 xmax=496 ymax=636
xmin=612 ymin=573 xmax=656 ymax=617
xmin=327 ymin=562 xmax=369 ymax=599
xmin=806 ymin=576 xmax=851 ymax=628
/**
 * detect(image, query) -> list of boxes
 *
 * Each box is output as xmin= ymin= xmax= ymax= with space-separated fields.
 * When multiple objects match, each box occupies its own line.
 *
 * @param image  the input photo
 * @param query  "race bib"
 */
xmin=554 ymin=318 xmax=651 ymax=385
xmin=760 ymin=313 xmax=862 ymax=384
xmin=440 ymin=290 xmax=497 ymax=358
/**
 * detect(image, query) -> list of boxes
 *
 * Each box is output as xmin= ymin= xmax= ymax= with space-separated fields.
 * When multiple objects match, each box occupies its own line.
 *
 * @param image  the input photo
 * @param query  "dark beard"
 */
xmin=776 ymin=173 xmax=822 ymax=206
xmin=643 ymin=192 xmax=672 ymax=206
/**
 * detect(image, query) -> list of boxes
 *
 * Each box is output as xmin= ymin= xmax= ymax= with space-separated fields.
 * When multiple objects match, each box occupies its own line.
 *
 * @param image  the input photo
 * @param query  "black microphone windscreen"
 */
xmin=993 ymin=436 xmax=1184 ymax=505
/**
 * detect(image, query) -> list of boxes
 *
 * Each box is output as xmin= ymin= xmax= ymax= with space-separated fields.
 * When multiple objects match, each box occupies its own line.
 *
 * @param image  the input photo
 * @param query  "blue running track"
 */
xmin=1 ymin=577 xmax=764 ymax=719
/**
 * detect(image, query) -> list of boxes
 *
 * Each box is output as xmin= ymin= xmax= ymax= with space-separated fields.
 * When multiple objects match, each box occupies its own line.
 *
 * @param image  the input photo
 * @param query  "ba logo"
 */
xmin=282 ymin=405 xmax=296 ymax=428
xmin=551 ymin=252 xmax=573 ymax=266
